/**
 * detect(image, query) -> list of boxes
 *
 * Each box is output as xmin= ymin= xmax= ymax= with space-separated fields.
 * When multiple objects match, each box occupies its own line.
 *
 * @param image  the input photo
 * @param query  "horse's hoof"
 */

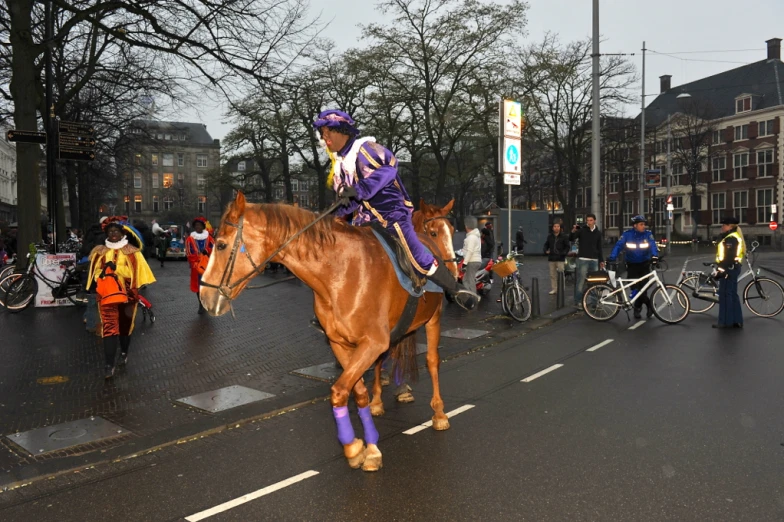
xmin=361 ymin=444 xmax=383 ymax=472
xmin=345 ymin=438 xmax=366 ymax=469
xmin=396 ymin=392 xmax=415 ymax=403
xmin=370 ymin=402 xmax=385 ymax=417
xmin=432 ymin=415 xmax=450 ymax=431
xmin=379 ymin=371 xmax=390 ymax=387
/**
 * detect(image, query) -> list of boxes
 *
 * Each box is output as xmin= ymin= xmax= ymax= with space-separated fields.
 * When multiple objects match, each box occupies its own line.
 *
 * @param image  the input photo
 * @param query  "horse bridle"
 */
xmin=421 ymin=215 xmax=458 ymax=263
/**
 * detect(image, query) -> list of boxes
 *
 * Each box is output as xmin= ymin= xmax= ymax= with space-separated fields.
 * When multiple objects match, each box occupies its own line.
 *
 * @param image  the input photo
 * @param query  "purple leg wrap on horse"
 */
xmin=388 ymin=220 xmax=434 ymax=274
xmin=333 ymin=406 xmax=355 ymax=445
xmin=358 ymin=406 xmax=379 ymax=445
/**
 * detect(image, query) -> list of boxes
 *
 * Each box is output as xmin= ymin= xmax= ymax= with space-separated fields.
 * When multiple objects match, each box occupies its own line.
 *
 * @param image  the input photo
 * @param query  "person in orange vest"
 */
xmin=185 ymin=217 xmax=215 ymax=314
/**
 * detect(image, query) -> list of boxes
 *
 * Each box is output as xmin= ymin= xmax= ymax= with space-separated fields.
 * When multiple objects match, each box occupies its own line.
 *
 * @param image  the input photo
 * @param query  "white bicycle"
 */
xmin=583 ymin=267 xmax=691 ymax=324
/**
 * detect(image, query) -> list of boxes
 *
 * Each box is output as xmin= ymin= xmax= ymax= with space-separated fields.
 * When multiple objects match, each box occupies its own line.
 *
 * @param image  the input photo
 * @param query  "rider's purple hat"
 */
xmin=313 ymin=109 xmax=359 ymax=136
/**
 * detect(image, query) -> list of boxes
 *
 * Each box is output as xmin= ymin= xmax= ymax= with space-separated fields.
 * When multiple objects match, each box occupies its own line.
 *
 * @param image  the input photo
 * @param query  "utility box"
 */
xmin=476 ymin=208 xmax=550 ymax=256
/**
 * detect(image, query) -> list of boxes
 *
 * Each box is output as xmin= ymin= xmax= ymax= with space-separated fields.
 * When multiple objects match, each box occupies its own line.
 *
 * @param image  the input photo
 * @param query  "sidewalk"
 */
xmin=0 ymin=255 xmax=575 ymax=488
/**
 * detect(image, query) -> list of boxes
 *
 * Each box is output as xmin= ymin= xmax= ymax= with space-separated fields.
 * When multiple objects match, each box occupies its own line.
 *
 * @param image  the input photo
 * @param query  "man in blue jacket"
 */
xmin=608 ymin=215 xmax=659 ymax=319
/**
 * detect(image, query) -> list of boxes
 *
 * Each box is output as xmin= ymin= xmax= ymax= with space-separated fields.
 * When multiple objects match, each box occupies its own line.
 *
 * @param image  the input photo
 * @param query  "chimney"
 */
xmin=659 ymin=75 xmax=672 ymax=93
xmin=767 ymin=38 xmax=781 ymax=60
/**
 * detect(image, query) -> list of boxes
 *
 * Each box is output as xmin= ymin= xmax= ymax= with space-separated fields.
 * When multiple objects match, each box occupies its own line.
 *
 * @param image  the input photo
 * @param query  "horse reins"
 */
xmin=200 ymin=200 xmax=342 ymax=300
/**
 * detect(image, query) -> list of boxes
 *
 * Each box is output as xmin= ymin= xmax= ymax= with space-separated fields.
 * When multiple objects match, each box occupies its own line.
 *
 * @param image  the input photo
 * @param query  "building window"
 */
xmin=671 ymin=195 xmax=683 ymax=209
xmin=733 ymin=191 xmax=748 ymax=223
xmin=757 ymin=188 xmax=773 ymax=223
xmin=672 ymin=163 xmax=684 ymax=186
xmin=274 ymin=187 xmax=284 ymax=200
xmin=164 ymin=196 xmax=174 ymax=211
xmin=711 ymin=193 xmax=725 ymax=224
xmin=179 ymin=133 xmax=187 ymax=141
xmin=300 ymin=194 xmax=309 ymax=208
xmin=153 ymin=195 xmax=159 ymax=212
xmin=734 ymin=124 xmax=749 ymax=141
xmin=238 ymin=161 xmax=246 ymax=171
xmin=655 ymin=197 xmax=665 ymax=228
xmin=134 ymin=195 xmax=142 ymax=212
xmin=197 ymin=173 xmax=205 ymax=187
xmin=156 ymin=133 xmax=163 ymax=140
xmin=712 ymin=130 xmax=721 ymax=144
xmin=198 ymin=196 xmax=207 ymax=213
xmin=162 ymin=153 xmax=174 ymax=167
xmin=575 ymin=188 xmax=583 ymax=208
xmin=622 ymin=200 xmax=633 ymax=224
xmin=134 ymin=154 xmax=142 ymax=166
xmin=196 ymin=154 xmax=208 ymax=167
xmin=177 ymin=153 xmax=185 ymax=166
xmin=152 ymin=173 xmax=159 ymax=188
xmin=124 ymin=195 xmax=130 ymax=213
xmin=163 ymin=173 xmax=174 ymax=188
xmin=300 ymin=180 xmax=309 ymax=191
xmin=735 ymin=97 xmax=751 ymax=114
xmin=178 ymin=172 xmax=184 ymax=186
xmin=608 ymin=201 xmax=619 ymax=229
xmin=758 ymin=119 xmax=774 ymax=137
xmin=757 ymin=149 xmax=773 ymax=177
xmin=164 ymin=133 xmax=171 ymax=140
xmin=134 ymin=172 xmax=142 ymax=189
xmin=712 ymin=157 xmax=726 ymax=183
xmin=623 ymin=174 xmax=633 ymax=192
xmin=152 ymin=153 xmax=158 ymax=166
xmin=609 ymin=175 xmax=618 ymax=194
xmin=733 ymin=153 xmax=748 ymax=180
xmin=291 ymin=179 xmax=299 ymax=192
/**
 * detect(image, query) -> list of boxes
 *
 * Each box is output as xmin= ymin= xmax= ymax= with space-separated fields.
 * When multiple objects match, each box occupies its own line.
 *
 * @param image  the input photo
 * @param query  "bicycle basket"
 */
xmin=491 ymin=259 xmax=518 ymax=278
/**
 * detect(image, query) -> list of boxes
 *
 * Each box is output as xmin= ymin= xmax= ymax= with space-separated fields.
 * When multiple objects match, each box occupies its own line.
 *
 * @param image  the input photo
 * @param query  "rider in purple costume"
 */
xmin=313 ymin=109 xmax=477 ymax=311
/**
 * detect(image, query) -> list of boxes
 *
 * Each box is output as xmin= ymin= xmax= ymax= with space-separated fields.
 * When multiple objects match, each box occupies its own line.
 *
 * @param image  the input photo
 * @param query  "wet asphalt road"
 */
xmin=1 ymin=298 xmax=783 ymax=521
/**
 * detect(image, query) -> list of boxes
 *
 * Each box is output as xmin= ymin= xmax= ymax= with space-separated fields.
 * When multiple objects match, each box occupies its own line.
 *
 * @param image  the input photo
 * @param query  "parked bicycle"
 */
xmin=678 ymin=240 xmax=784 ymax=317
xmin=492 ymin=250 xmax=531 ymax=322
xmin=1 ymin=248 xmax=87 ymax=313
xmin=582 ymin=264 xmax=690 ymax=324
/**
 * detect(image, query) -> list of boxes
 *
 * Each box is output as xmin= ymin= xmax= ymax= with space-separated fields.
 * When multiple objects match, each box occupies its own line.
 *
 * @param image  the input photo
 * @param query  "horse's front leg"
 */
xmin=425 ymin=312 xmax=449 ymax=431
xmin=330 ymin=339 xmax=386 ymax=472
xmin=370 ymin=359 xmax=385 ymax=417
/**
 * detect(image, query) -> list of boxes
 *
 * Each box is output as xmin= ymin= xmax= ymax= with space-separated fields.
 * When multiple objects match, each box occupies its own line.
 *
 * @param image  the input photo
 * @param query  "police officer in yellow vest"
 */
xmin=712 ymin=216 xmax=745 ymax=329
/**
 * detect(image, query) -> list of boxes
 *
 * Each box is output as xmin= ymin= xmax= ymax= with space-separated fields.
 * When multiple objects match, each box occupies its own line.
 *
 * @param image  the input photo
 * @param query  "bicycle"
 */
xmin=1 ymin=248 xmax=87 ymax=313
xmin=678 ymin=240 xmax=784 ymax=317
xmin=653 ymin=255 xmax=668 ymax=273
xmin=492 ymin=251 xmax=532 ymax=322
xmin=582 ymin=264 xmax=690 ymax=324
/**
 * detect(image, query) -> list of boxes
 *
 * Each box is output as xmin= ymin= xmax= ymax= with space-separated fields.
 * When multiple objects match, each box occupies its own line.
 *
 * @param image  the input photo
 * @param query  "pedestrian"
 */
xmin=313 ymin=108 xmax=477 ymax=310
xmin=481 ymin=222 xmax=495 ymax=260
xmin=79 ymin=216 xmax=108 ymax=333
xmin=462 ymin=216 xmax=482 ymax=298
xmin=569 ymin=214 xmax=605 ymax=308
xmin=152 ymin=219 xmax=170 ymax=268
xmin=712 ymin=216 xmax=745 ymax=329
xmin=607 ymin=215 xmax=658 ymax=319
xmin=544 ymin=220 xmax=570 ymax=295
xmin=86 ymin=216 xmax=156 ymax=378
xmin=515 ymin=225 xmax=527 ymax=254
xmin=185 ymin=216 xmax=215 ymax=315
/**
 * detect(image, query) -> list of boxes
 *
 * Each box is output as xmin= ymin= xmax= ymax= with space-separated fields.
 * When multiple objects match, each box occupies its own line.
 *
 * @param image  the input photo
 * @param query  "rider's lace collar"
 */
xmin=105 ymin=236 xmax=128 ymax=250
xmin=333 ymin=137 xmax=375 ymax=192
xmin=190 ymin=230 xmax=209 ymax=241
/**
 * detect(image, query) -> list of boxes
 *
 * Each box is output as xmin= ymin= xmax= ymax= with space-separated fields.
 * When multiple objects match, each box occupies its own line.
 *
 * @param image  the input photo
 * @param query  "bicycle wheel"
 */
xmin=743 ymin=277 xmax=784 ymax=318
xmin=650 ymin=284 xmax=690 ymax=324
xmin=503 ymin=283 xmax=531 ymax=322
xmin=582 ymin=284 xmax=621 ymax=322
xmin=678 ymin=275 xmax=717 ymax=314
xmin=3 ymin=274 xmax=38 ymax=313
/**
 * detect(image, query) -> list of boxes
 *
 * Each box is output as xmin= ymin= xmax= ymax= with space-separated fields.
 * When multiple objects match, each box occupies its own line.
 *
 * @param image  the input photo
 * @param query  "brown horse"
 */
xmin=369 ymin=198 xmax=457 ymax=412
xmin=200 ymin=192 xmax=457 ymax=472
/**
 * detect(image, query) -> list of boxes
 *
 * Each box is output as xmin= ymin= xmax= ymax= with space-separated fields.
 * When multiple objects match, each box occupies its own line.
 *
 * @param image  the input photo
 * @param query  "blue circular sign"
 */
xmin=506 ymin=143 xmax=519 ymax=165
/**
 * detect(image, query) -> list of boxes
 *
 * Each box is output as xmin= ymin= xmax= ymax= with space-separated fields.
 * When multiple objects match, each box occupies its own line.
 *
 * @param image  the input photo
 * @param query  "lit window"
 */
xmin=196 ymin=154 xmax=208 ymax=167
xmin=163 ymin=173 xmax=174 ymax=188
xmin=124 ymin=195 xmax=130 ymax=212
xmin=134 ymin=195 xmax=142 ymax=212
xmin=162 ymin=153 xmax=174 ymax=167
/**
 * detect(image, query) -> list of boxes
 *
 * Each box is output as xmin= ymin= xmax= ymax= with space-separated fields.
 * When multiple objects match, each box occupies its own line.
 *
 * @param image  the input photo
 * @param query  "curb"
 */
xmin=0 ymin=306 xmax=578 ymax=492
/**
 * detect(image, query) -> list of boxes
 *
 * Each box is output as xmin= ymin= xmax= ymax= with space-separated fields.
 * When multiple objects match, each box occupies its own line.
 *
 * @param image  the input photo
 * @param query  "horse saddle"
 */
xmin=366 ymin=222 xmax=442 ymax=298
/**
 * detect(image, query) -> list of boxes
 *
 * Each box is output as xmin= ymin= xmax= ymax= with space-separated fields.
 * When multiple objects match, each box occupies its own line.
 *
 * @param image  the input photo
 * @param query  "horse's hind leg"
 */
xmin=370 ymin=359 xmax=385 ymax=417
xmin=425 ymin=313 xmax=449 ymax=431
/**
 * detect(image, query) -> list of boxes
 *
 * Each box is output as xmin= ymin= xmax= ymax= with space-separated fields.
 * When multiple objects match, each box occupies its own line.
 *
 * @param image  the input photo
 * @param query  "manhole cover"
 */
xmin=440 ymin=328 xmax=489 ymax=339
xmin=175 ymin=385 xmax=274 ymax=413
xmin=6 ymin=417 xmax=126 ymax=455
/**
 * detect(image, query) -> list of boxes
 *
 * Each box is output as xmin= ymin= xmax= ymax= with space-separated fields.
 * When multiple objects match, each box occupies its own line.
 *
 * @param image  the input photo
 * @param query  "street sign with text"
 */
xmin=58 ymin=121 xmax=94 ymax=136
xmin=6 ymin=129 xmax=46 ymax=144
xmin=57 ymin=120 xmax=96 ymax=161
xmin=504 ymin=173 xmax=521 ymax=185
xmin=58 ymin=148 xmax=96 ymax=161
xmin=58 ymin=135 xmax=96 ymax=148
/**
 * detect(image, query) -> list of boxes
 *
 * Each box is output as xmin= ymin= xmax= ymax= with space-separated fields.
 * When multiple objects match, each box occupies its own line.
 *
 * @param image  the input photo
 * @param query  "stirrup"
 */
xmin=453 ymin=290 xmax=478 ymax=311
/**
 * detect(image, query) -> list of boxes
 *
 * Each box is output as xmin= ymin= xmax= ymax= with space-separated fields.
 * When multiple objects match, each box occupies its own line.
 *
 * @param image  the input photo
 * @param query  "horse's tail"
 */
xmin=389 ymin=332 xmax=418 ymax=385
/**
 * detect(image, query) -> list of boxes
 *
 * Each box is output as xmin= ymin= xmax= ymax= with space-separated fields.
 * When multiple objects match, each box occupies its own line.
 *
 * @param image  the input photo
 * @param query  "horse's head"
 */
xmin=199 ymin=191 xmax=269 ymax=316
xmin=416 ymin=198 xmax=458 ymax=278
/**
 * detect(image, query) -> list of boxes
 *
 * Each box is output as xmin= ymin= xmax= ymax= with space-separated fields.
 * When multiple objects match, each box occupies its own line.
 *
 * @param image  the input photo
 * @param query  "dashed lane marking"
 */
xmin=521 ymin=364 xmax=564 ymax=383
xmin=185 ymin=470 xmax=319 ymax=521
xmin=586 ymin=339 xmax=614 ymax=352
xmin=628 ymin=320 xmax=646 ymax=330
xmin=403 ymin=404 xmax=475 ymax=435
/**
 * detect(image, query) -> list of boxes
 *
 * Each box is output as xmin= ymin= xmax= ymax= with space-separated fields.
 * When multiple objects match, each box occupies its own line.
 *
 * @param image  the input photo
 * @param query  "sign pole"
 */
xmin=666 ymin=116 xmax=672 ymax=254
xmin=500 ymin=98 xmax=523 ymax=257
xmin=45 ymin=0 xmax=57 ymax=253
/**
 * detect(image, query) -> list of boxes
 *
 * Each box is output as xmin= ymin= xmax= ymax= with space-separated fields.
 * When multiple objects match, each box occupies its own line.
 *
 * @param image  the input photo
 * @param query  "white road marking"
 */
xmin=185 ymin=470 xmax=319 ymax=521
xmin=403 ymin=404 xmax=475 ymax=435
xmin=628 ymin=320 xmax=646 ymax=330
xmin=521 ymin=364 xmax=564 ymax=383
xmin=586 ymin=339 xmax=614 ymax=352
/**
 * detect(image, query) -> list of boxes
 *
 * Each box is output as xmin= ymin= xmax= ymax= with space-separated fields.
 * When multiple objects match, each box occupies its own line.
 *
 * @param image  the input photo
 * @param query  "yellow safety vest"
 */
xmin=716 ymin=231 xmax=745 ymax=264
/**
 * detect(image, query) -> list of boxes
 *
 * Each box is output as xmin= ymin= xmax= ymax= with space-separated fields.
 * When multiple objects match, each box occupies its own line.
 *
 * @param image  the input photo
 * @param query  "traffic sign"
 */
xmin=57 ymin=120 xmax=96 ymax=161
xmin=645 ymin=169 xmax=661 ymax=188
xmin=771 ymin=221 xmax=779 ymax=231
xmin=58 ymin=147 xmax=96 ymax=161
xmin=58 ymin=120 xmax=94 ymax=136
xmin=502 ymin=99 xmax=523 ymax=139
xmin=58 ymin=135 xmax=96 ymax=148
xmin=504 ymin=173 xmax=521 ymax=185
xmin=6 ymin=129 xmax=46 ymax=144
xmin=502 ymin=137 xmax=522 ymax=174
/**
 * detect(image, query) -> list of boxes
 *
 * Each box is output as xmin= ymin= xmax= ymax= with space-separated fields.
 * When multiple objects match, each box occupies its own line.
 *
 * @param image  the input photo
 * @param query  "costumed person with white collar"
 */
xmin=185 ymin=216 xmax=215 ymax=314
xmin=87 ymin=217 xmax=156 ymax=378
xmin=313 ymin=109 xmax=477 ymax=311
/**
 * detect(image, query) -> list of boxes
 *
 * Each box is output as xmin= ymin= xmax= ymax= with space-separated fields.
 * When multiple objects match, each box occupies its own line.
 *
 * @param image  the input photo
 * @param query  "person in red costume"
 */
xmin=185 ymin=217 xmax=215 ymax=314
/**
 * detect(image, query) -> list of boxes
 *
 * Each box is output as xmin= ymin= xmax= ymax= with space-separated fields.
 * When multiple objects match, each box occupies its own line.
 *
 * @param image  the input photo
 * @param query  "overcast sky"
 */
xmin=178 ymin=0 xmax=784 ymax=141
